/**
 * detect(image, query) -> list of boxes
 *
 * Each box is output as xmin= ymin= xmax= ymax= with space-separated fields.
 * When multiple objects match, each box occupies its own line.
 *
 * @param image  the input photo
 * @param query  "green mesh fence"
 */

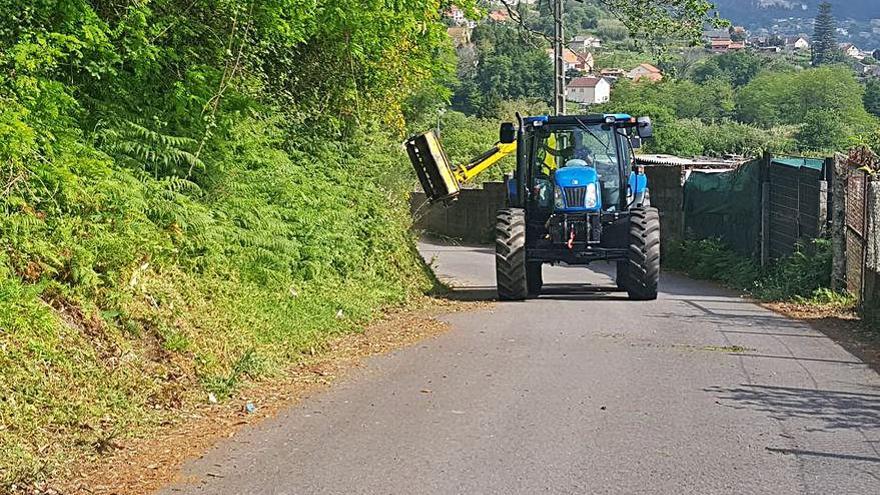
xmin=682 ymin=156 xmax=829 ymax=258
xmin=682 ymin=160 xmax=762 ymax=256
xmin=770 ymin=156 xmax=825 ymax=171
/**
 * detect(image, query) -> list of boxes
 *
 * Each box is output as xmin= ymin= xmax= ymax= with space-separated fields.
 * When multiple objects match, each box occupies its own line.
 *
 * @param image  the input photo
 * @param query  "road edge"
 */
xmin=51 ymin=297 xmax=490 ymax=495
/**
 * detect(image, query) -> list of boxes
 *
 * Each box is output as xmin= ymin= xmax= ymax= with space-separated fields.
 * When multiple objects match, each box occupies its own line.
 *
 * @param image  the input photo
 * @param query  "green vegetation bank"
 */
xmin=0 ymin=0 xmax=479 ymax=487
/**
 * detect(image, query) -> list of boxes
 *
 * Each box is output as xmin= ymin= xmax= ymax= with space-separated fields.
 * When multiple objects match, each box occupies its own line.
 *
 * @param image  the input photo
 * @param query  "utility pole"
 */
xmin=553 ymin=0 xmax=565 ymax=115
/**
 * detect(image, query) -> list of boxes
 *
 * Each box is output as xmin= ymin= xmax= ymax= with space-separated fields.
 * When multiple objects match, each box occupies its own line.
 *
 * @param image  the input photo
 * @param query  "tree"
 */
xmin=650 ymin=120 xmax=704 ymax=156
xmin=811 ymin=2 xmax=838 ymax=66
xmin=501 ymin=0 xmax=726 ymax=52
xmin=865 ymin=80 xmax=880 ymax=117
xmin=660 ymin=47 xmax=706 ymax=79
xmin=729 ymin=27 xmax=745 ymax=43
xmin=796 ymin=110 xmax=852 ymax=151
xmin=452 ymin=23 xmax=553 ymax=116
xmin=692 ymin=51 xmax=763 ymax=87
xmin=597 ymin=18 xmax=629 ymax=41
xmin=524 ymin=0 xmax=601 ymax=38
xmin=736 ymin=67 xmax=873 ymax=131
xmin=597 ymin=0 xmax=727 ymax=48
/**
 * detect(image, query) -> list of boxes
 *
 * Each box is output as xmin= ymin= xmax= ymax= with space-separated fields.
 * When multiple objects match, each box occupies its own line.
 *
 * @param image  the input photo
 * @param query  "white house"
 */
xmin=546 ymin=48 xmax=594 ymax=73
xmin=570 ymin=35 xmax=602 ymax=52
xmin=787 ymin=36 xmax=810 ymax=50
xmin=840 ymin=43 xmax=863 ymax=59
xmin=445 ymin=6 xmax=465 ymax=25
xmin=567 ymin=77 xmax=611 ymax=106
xmin=443 ymin=6 xmax=475 ymax=28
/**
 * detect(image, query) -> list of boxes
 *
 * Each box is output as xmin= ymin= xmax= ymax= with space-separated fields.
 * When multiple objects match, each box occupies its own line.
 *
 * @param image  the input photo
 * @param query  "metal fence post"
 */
xmin=831 ymin=154 xmax=847 ymax=291
xmin=760 ymin=152 xmax=771 ymax=267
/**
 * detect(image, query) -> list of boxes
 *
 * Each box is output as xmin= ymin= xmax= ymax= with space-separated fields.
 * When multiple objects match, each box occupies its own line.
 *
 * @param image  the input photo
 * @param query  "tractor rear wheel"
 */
xmin=622 ymin=207 xmax=660 ymax=300
xmin=495 ymin=208 xmax=528 ymax=301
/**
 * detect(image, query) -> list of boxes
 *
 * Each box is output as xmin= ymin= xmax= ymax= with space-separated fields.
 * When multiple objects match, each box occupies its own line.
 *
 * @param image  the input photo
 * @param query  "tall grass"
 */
xmin=665 ymin=237 xmax=850 ymax=303
xmin=0 ymin=113 xmax=433 ymax=487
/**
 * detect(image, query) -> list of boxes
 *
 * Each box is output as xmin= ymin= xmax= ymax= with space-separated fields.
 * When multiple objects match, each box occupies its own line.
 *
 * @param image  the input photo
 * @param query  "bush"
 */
xmin=796 ymin=109 xmax=855 ymax=152
xmin=667 ymin=238 xmax=841 ymax=302
xmin=665 ymin=239 xmax=761 ymax=290
xmin=755 ymin=239 xmax=833 ymax=301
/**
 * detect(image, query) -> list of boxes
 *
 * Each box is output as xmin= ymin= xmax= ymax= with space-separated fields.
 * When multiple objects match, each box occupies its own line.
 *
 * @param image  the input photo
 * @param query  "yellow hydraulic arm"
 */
xmin=405 ymin=130 xmax=516 ymax=203
xmin=455 ymin=141 xmax=518 ymax=183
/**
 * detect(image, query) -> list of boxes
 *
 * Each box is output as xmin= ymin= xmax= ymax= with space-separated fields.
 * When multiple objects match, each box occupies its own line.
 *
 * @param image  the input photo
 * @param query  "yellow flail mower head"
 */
xmin=406 ymin=123 xmax=518 ymax=203
xmin=405 ymin=130 xmax=462 ymax=203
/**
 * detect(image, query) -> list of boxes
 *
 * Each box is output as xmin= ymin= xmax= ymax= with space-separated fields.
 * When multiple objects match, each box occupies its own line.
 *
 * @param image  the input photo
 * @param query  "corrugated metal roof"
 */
xmin=634 ymin=154 xmax=743 ymax=168
xmin=635 ymin=154 xmax=693 ymax=166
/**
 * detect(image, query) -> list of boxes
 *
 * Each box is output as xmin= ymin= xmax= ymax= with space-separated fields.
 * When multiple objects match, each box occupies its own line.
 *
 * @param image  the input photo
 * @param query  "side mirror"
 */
xmin=636 ymin=116 xmax=653 ymax=139
xmin=630 ymin=136 xmax=642 ymax=149
xmin=500 ymin=122 xmax=516 ymax=144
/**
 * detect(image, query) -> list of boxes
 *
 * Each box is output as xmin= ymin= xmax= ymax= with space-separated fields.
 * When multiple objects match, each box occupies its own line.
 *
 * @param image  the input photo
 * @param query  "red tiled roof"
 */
xmin=488 ymin=10 xmax=508 ymax=22
xmin=569 ymin=76 xmax=605 ymax=88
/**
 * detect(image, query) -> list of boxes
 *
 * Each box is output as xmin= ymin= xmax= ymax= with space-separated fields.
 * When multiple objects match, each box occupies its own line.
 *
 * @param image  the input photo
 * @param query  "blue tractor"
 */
xmin=406 ymin=113 xmax=659 ymax=300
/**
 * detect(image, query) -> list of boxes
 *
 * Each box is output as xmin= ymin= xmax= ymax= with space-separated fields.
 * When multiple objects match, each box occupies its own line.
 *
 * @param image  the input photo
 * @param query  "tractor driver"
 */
xmin=571 ymin=131 xmax=595 ymax=164
xmin=542 ymin=131 xmax=594 ymax=173
xmin=570 ymin=130 xmax=620 ymax=209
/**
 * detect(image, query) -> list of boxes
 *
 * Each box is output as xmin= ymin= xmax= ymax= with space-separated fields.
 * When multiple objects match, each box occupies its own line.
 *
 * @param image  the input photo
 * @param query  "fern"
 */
xmin=96 ymin=119 xmax=205 ymax=178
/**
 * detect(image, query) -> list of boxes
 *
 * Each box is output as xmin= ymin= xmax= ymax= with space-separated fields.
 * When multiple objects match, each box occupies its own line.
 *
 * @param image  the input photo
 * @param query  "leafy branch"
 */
xmin=498 ymin=0 xmax=727 ymax=56
xmin=598 ymin=0 xmax=728 ymax=48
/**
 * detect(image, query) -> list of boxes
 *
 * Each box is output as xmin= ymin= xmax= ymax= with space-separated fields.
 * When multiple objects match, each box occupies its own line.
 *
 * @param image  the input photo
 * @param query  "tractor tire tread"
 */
xmin=623 ymin=207 xmax=661 ymax=301
xmin=496 ymin=208 xmax=528 ymax=301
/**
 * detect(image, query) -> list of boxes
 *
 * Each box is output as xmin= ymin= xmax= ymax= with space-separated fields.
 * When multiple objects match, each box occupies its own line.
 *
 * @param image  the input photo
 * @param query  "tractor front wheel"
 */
xmin=622 ymin=207 xmax=660 ymax=301
xmin=496 ymin=208 xmax=528 ymax=301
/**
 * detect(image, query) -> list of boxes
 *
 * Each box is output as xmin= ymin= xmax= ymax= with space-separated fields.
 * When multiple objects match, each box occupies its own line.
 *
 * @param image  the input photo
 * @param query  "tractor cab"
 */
xmin=504 ymin=114 xmax=652 ymax=216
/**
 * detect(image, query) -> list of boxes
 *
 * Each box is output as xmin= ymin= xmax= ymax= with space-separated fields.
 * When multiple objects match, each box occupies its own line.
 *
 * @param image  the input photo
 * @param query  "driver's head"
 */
xmin=572 ymin=131 xmax=594 ymax=162
xmin=564 ymin=158 xmax=589 ymax=168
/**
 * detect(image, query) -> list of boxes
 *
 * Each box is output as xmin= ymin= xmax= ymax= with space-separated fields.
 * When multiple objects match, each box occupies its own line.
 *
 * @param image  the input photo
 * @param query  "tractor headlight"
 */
xmin=585 ymin=183 xmax=598 ymax=208
xmin=554 ymin=185 xmax=565 ymax=209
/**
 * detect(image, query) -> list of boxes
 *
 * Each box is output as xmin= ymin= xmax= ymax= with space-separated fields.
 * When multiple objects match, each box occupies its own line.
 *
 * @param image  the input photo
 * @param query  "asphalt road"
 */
xmin=162 ymin=240 xmax=880 ymax=494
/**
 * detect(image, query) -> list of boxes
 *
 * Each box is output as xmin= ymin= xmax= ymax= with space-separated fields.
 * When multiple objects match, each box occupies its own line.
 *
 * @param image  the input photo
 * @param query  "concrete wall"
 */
xmin=410 ymin=182 xmax=508 ymax=244
xmin=644 ymin=166 xmax=684 ymax=251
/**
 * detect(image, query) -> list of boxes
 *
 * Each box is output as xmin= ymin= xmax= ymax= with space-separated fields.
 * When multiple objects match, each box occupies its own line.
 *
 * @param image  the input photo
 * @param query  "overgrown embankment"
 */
xmin=666 ymin=238 xmax=853 ymax=306
xmin=0 ymin=1 xmax=473 ymax=489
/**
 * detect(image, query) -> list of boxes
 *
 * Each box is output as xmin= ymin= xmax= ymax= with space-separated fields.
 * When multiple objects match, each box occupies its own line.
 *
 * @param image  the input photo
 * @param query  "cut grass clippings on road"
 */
xmin=701 ymin=345 xmax=752 ymax=353
xmin=47 ymin=296 xmax=488 ymax=495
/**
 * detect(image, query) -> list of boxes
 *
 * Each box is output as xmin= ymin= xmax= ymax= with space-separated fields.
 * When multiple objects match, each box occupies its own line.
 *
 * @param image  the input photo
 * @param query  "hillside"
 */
xmin=712 ymin=0 xmax=880 ymax=48
xmin=712 ymin=0 xmax=880 ymax=21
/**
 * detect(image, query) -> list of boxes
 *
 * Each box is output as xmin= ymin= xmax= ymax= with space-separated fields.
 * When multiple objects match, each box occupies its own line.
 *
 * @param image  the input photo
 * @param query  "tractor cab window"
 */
xmin=536 ymin=125 xmax=622 ymax=210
